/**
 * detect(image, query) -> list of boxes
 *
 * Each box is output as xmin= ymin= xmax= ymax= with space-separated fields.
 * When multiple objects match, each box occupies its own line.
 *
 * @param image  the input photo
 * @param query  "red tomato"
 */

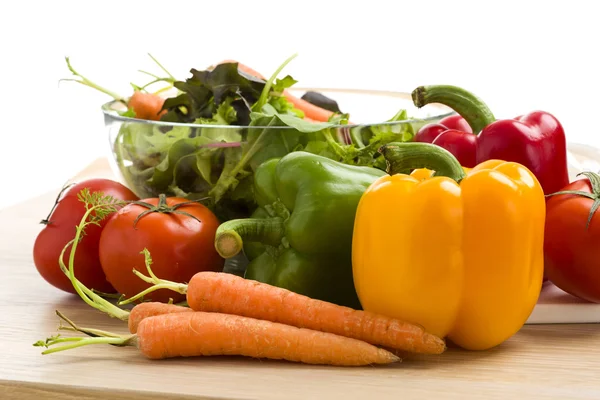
xmin=33 ymin=179 xmax=138 ymax=294
xmin=544 ymin=175 xmax=600 ymax=303
xmin=98 ymin=195 xmax=224 ymax=303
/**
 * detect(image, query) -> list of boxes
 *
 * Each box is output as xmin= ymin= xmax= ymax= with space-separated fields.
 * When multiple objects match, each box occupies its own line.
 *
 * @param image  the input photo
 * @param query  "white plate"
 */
xmin=567 ymin=142 xmax=600 ymax=180
xmin=526 ymin=142 xmax=600 ymax=324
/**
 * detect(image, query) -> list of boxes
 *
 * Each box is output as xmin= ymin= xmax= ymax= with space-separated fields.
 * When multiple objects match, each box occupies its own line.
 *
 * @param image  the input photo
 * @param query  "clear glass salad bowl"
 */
xmin=103 ymin=87 xmax=454 ymax=222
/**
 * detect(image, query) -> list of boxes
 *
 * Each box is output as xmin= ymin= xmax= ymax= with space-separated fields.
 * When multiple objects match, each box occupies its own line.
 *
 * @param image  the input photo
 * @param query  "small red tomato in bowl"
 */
xmin=544 ymin=172 xmax=600 ymax=303
xmin=98 ymin=195 xmax=224 ymax=303
xmin=33 ymin=179 xmax=138 ymax=294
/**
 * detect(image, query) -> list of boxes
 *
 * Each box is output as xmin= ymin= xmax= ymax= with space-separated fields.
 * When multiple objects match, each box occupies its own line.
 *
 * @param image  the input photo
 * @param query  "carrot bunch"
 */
xmin=119 ymin=250 xmax=446 ymax=356
xmin=38 ymin=268 xmax=402 ymax=366
xmin=36 ymin=197 xmax=446 ymax=367
xmin=37 ymin=253 xmax=445 ymax=365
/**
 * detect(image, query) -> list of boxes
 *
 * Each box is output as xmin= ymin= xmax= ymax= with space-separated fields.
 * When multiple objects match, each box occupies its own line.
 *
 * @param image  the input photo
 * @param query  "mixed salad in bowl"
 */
xmin=66 ymin=54 xmax=453 ymax=220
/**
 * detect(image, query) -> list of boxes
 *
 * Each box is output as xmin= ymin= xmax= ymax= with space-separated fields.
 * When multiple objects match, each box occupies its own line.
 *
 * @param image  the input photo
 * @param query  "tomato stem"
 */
xmin=546 ymin=171 xmax=600 ymax=230
xmin=545 ymin=190 xmax=595 ymax=199
xmin=40 ymin=182 xmax=75 ymax=225
xmin=131 ymin=195 xmax=210 ymax=229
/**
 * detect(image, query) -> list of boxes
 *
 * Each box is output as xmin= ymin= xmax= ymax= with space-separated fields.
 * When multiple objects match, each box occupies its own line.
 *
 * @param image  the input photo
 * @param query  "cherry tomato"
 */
xmin=33 ymin=179 xmax=138 ymax=294
xmin=544 ymin=173 xmax=600 ymax=303
xmin=98 ymin=195 xmax=224 ymax=303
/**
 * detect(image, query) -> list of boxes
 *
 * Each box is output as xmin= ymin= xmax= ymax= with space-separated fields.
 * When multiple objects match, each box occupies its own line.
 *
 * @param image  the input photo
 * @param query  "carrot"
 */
xmin=127 ymin=302 xmax=193 ymax=334
xmin=126 ymin=91 xmax=166 ymax=121
xmin=122 ymin=251 xmax=446 ymax=355
xmin=283 ymin=94 xmax=336 ymax=122
xmin=37 ymin=311 xmax=400 ymax=366
xmin=215 ymin=59 xmax=337 ymax=122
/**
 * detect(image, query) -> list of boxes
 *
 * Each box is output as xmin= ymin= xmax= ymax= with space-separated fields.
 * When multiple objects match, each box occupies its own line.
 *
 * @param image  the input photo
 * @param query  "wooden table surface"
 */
xmin=2 ymin=158 xmax=600 ymax=400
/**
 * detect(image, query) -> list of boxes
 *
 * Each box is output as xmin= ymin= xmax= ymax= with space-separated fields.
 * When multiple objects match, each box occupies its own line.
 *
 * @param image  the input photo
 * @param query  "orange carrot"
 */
xmin=122 ymin=260 xmax=446 ymax=355
xmin=127 ymin=302 xmax=192 ymax=334
xmin=189 ymin=273 xmax=444 ymax=355
xmin=283 ymin=93 xmax=336 ymax=122
xmin=38 ymin=311 xmax=400 ymax=366
xmin=216 ymin=59 xmax=337 ymax=122
xmin=127 ymin=91 xmax=166 ymax=121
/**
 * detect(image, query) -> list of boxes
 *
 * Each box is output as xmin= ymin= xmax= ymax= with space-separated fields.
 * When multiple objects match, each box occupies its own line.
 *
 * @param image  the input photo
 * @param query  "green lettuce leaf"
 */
xmin=272 ymin=75 xmax=298 ymax=93
xmin=160 ymin=62 xmax=266 ymax=124
xmin=190 ymin=63 xmax=265 ymax=105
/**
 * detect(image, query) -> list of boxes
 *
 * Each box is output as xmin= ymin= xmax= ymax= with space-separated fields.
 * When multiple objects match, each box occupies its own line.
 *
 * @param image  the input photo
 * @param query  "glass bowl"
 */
xmin=102 ymin=87 xmax=454 ymax=222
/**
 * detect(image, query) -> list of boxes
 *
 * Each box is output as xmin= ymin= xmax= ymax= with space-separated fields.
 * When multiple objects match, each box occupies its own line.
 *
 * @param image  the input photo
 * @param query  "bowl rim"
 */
xmin=101 ymin=87 xmax=456 ymax=129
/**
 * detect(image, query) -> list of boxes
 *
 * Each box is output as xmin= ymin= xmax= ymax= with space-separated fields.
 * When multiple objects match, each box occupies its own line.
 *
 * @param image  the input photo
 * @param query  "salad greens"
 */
xmin=69 ymin=53 xmax=418 ymax=221
xmin=160 ymin=62 xmax=265 ymax=125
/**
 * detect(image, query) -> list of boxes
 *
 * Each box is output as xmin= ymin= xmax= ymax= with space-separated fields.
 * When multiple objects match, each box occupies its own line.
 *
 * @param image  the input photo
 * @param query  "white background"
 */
xmin=2 ymin=0 xmax=599 ymax=209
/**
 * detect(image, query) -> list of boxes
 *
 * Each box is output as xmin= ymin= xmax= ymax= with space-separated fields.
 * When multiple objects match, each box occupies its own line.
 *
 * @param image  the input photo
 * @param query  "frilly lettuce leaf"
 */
xmin=160 ymin=62 xmax=265 ymax=125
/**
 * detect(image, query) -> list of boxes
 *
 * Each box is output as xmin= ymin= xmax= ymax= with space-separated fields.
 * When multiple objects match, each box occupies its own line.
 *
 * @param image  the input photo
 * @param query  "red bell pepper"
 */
xmin=412 ymin=85 xmax=569 ymax=195
xmin=415 ymin=114 xmax=477 ymax=167
xmin=415 ymin=114 xmax=473 ymax=142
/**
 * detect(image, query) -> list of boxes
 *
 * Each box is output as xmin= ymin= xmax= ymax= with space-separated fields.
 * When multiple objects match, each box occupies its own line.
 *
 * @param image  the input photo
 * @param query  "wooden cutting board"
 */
xmin=2 ymin=149 xmax=600 ymax=399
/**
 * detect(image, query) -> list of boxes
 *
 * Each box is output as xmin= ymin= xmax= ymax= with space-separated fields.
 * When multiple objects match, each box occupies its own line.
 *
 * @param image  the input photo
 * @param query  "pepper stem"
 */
xmin=379 ymin=142 xmax=466 ymax=182
xmin=214 ymin=218 xmax=286 ymax=259
xmin=412 ymin=85 xmax=496 ymax=134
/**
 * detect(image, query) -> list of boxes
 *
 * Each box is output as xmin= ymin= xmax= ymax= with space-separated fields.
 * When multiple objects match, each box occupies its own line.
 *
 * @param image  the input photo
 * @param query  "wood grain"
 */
xmin=1 ymin=159 xmax=600 ymax=400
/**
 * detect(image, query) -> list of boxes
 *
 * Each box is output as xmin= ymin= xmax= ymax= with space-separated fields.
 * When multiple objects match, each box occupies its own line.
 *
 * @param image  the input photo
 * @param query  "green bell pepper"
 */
xmin=214 ymin=151 xmax=387 ymax=308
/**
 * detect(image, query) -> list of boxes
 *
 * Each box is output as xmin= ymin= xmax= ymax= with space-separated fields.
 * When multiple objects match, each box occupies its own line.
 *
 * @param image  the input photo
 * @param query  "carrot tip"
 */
xmin=423 ymin=333 xmax=447 ymax=355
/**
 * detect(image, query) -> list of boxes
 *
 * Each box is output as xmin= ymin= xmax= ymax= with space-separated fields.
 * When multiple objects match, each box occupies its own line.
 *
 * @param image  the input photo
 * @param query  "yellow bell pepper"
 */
xmin=352 ymin=142 xmax=545 ymax=351
xmin=410 ymin=166 xmax=472 ymax=180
